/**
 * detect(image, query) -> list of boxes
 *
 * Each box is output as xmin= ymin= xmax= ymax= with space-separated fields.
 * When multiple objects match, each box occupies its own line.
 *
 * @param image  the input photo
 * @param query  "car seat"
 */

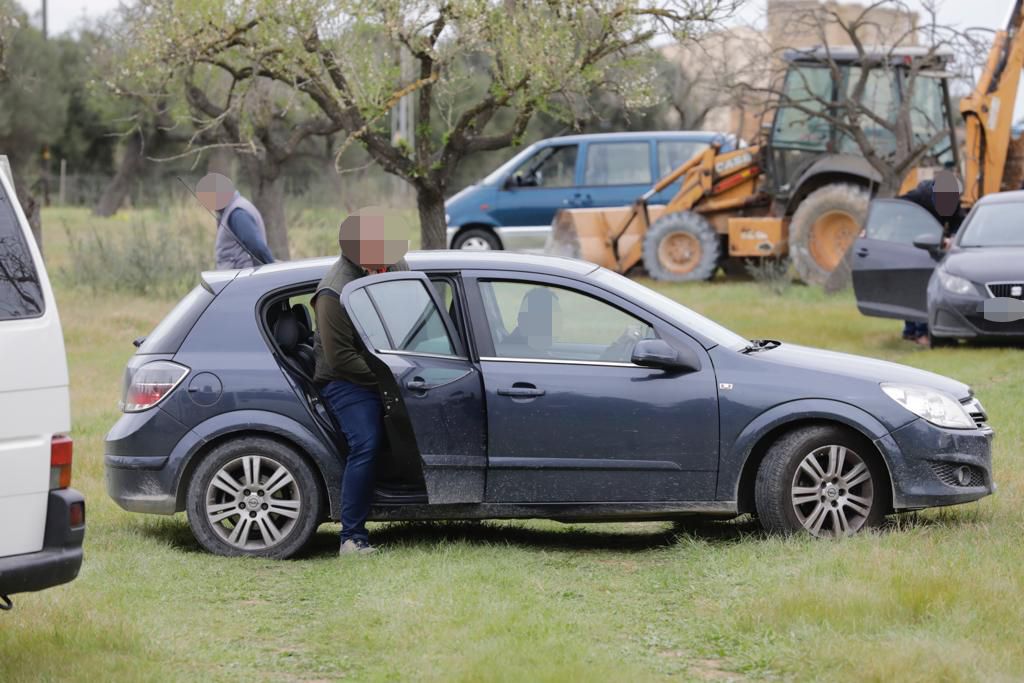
xmin=291 ymin=303 xmax=314 ymax=346
xmin=273 ymin=309 xmax=316 ymax=380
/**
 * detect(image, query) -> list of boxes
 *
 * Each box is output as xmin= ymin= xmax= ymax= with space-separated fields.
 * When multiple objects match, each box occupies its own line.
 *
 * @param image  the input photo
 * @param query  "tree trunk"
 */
xmin=94 ymin=133 xmax=144 ymax=217
xmin=416 ymin=184 xmax=447 ymax=250
xmin=241 ymin=156 xmax=290 ymax=260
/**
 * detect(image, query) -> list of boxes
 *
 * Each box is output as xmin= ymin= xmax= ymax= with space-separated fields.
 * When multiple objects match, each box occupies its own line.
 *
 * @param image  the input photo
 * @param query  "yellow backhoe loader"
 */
xmin=550 ymin=5 xmax=1024 ymax=284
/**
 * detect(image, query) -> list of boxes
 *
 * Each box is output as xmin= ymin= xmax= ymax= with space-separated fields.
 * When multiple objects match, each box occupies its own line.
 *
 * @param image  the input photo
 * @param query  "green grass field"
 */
xmin=2 ymin=208 xmax=1022 ymax=682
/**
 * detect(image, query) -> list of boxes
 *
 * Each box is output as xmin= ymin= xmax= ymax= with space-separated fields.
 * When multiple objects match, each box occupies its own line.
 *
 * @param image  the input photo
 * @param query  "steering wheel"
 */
xmin=599 ymin=325 xmax=646 ymax=362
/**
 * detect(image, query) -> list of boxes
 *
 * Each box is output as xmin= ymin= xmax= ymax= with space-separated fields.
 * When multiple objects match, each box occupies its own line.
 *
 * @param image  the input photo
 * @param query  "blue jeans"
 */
xmin=321 ymin=380 xmax=384 ymax=543
xmin=903 ymin=321 xmax=928 ymax=338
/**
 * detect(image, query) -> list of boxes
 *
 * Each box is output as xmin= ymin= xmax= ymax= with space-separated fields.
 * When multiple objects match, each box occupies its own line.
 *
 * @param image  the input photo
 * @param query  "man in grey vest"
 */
xmin=312 ymin=208 xmax=408 ymax=555
xmin=196 ymin=173 xmax=274 ymax=269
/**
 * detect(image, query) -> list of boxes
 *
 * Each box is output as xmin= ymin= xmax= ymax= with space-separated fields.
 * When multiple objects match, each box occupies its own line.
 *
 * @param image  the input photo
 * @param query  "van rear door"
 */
xmin=0 ymin=158 xmax=71 ymax=557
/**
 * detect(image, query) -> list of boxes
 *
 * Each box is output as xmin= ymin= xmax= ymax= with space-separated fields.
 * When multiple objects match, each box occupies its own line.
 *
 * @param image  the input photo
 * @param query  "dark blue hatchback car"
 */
xmin=105 ymin=253 xmax=994 ymax=558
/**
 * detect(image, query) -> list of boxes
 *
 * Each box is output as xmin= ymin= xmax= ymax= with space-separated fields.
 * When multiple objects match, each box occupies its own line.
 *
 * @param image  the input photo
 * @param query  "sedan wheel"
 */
xmin=755 ymin=425 xmax=888 ymax=538
xmin=187 ymin=436 xmax=322 ymax=558
xmin=790 ymin=445 xmax=873 ymax=537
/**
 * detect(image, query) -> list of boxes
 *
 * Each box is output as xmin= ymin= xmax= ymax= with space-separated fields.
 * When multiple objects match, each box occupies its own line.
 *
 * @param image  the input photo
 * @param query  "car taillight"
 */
xmin=121 ymin=360 xmax=189 ymax=412
xmin=50 ymin=435 xmax=73 ymax=490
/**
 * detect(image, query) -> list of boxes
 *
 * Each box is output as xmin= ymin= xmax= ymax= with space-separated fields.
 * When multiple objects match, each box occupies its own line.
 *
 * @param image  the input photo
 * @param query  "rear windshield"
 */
xmin=138 ymin=285 xmax=215 ymax=354
xmin=0 ymin=182 xmax=45 ymax=321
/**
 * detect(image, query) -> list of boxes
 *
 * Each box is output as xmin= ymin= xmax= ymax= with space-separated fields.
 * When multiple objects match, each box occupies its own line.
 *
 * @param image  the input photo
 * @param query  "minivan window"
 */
xmin=657 ymin=141 xmax=708 ymax=177
xmin=509 ymin=145 xmax=577 ymax=188
xmin=137 ymin=285 xmax=215 ymax=354
xmin=0 ymin=187 xmax=44 ymax=320
xmin=583 ymin=142 xmax=651 ymax=186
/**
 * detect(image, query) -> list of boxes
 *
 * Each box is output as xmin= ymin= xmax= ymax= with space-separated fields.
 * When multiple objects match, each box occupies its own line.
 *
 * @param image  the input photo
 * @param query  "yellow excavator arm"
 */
xmin=961 ymin=0 xmax=1024 ymax=204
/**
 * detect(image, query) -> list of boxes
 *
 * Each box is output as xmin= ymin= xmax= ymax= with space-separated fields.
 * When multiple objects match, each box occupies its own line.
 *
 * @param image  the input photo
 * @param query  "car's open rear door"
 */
xmin=341 ymin=271 xmax=486 ymax=504
xmin=852 ymin=199 xmax=944 ymax=321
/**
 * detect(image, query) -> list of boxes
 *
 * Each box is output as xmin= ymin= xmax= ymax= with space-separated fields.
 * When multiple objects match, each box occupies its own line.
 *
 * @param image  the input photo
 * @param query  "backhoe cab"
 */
xmin=549 ymin=47 xmax=958 ymax=285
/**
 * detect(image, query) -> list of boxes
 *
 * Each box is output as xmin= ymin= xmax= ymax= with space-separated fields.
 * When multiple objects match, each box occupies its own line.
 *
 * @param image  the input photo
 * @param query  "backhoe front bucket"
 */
xmin=546 ymin=205 xmax=650 ymax=271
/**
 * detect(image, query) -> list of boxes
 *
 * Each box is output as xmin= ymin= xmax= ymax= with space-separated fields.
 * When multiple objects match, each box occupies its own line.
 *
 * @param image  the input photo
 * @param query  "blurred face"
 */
xmin=195 ymin=173 xmax=236 ymax=212
xmin=932 ymin=170 xmax=961 ymax=217
xmin=338 ymin=207 xmax=409 ymax=269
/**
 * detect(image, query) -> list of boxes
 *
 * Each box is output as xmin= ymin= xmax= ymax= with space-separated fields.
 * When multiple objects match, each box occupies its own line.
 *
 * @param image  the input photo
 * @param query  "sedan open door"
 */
xmin=340 ymin=271 xmax=486 ymax=505
xmin=852 ymin=198 xmax=945 ymax=321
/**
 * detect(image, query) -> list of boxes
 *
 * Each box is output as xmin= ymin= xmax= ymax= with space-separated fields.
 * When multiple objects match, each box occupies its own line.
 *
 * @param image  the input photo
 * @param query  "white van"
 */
xmin=0 ymin=156 xmax=83 ymax=608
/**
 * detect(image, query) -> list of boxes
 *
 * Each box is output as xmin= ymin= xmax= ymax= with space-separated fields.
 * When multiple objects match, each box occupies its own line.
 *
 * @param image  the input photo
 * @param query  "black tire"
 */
xmin=186 ymin=436 xmax=322 ymax=559
xmin=788 ymin=184 xmax=870 ymax=287
xmin=452 ymin=227 xmax=502 ymax=251
xmin=754 ymin=425 xmax=889 ymax=538
xmin=642 ymin=211 xmax=721 ymax=282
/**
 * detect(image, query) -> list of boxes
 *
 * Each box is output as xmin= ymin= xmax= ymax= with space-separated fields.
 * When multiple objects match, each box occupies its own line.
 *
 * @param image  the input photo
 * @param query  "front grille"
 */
xmin=931 ymin=461 xmax=985 ymax=487
xmin=987 ymin=282 xmax=1024 ymax=299
xmin=962 ymin=397 xmax=988 ymax=428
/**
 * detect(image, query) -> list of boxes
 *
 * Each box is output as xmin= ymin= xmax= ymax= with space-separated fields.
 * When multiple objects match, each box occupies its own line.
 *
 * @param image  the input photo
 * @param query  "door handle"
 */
xmin=405 ymin=378 xmax=430 ymax=391
xmin=497 ymin=386 xmax=546 ymax=398
xmin=856 ymin=247 xmax=869 ymax=257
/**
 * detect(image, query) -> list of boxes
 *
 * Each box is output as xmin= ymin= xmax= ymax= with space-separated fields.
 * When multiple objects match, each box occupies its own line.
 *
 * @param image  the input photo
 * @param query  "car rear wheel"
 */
xmin=186 ymin=436 xmax=322 ymax=558
xmin=755 ymin=425 xmax=888 ymax=538
xmin=453 ymin=227 xmax=501 ymax=250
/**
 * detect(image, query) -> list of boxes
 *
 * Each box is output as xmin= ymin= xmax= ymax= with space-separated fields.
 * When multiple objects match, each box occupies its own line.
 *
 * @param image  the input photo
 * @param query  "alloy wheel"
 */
xmin=205 ymin=455 xmax=302 ymax=550
xmin=790 ymin=444 xmax=874 ymax=538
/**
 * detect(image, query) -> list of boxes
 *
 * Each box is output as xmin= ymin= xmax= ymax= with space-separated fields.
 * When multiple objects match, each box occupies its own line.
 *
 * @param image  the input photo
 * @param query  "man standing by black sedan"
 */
xmin=312 ymin=209 xmax=408 ymax=555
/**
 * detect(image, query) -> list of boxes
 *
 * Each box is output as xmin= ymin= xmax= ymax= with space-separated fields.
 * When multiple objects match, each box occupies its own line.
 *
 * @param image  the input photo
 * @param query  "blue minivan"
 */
xmin=445 ymin=131 xmax=738 ymax=251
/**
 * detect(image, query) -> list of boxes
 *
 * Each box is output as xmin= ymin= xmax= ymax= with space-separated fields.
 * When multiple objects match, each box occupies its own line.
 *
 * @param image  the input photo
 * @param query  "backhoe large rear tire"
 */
xmin=643 ymin=211 xmax=721 ymax=282
xmin=789 ymin=184 xmax=870 ymax=287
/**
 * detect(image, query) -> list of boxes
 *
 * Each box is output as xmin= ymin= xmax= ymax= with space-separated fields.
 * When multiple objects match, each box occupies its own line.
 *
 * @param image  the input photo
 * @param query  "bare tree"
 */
xmin=120 ymin=0 xmax=739 ymax=249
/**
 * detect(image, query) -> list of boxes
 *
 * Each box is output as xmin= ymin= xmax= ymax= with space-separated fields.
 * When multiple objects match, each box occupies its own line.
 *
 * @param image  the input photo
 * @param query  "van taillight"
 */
xmin=50 ymin=435 xmax=73 ymax=489
xmin=121 ymin=360 xmax=189 ymax=412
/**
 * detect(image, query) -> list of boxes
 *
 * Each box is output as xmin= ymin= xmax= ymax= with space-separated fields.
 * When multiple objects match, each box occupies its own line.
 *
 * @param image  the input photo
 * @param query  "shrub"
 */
xmin=743 ymin=257 xmax=794 ymax=296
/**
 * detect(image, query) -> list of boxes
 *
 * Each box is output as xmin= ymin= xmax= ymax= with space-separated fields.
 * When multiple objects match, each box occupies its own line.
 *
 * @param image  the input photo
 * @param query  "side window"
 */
xmin=865 ymin=200 xmax=943 ymax=244
xmin=657 ymin=141 xmax=707 ymax=178
xmin=583 ymin=142 xmax=652 ymax=186
xmin=773 ymin=66 xmax=832 ymax=150
xmin=360 ymin=280 xmax=456 ymax=356
xmin=478 ymin=280 xmax=655 ymax=363
xmin=347 ymin=289 xmax=390 ymax=351
xmin=509 ymin=145 xmax=577 ymax=188
xmin=0 ymin=185 xmax=45 ymax=320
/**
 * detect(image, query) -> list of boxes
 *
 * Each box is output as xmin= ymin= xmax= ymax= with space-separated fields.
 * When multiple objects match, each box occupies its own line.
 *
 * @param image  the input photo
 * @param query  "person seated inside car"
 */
xmin=500 ymin=287 xmax=561 ymax=358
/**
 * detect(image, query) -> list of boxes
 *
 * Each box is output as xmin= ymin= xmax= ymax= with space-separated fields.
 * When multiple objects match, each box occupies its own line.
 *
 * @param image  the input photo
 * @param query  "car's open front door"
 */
xmin=340 ymin=271 xmax=485 ymax=504
xmin=852 ymin=198 xmax=944 ymax=321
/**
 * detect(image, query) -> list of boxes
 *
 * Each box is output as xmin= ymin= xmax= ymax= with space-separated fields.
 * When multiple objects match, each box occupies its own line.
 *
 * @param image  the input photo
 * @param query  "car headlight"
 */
xmin=881 ymin=383 xmax=975 ymax=429
xmin=936 ymin=267 xmax=976 ymax=296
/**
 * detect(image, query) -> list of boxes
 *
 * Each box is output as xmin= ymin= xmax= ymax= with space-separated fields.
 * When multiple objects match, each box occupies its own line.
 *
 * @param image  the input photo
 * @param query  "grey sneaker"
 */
xmin=339 ymin=539 xmax=376 ymax=556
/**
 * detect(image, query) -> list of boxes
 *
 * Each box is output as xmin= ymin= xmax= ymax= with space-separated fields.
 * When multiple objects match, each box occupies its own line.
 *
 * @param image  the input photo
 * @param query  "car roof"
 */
xmin=974 ymin=190 xmax=1024 ymax=205
xmin=228 ymin=251 xmax=600 ymax=286
xmin=537 ymin=131 xmax=727 ymax=146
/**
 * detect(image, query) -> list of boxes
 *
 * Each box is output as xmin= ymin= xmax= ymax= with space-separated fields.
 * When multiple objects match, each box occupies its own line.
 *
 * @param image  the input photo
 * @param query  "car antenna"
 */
xmin=175 ymin=175 xmax=268 ymax=266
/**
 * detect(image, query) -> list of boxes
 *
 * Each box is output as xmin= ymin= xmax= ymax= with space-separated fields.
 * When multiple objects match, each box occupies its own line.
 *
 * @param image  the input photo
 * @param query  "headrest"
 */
xmin=291 ymin=303 xmax=312 ymax=336
xmin=273 ymin=314 xmax=300 ymax=351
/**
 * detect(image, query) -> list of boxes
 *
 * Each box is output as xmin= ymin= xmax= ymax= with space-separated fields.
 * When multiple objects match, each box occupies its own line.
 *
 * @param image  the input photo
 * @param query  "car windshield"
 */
xmin=958 ymin=202 xmax=1024 ymax=247
xmin=482 ymin=143 xmax=543 ymax=185
xmin=589 ymin=268 xmax=749 ymax=350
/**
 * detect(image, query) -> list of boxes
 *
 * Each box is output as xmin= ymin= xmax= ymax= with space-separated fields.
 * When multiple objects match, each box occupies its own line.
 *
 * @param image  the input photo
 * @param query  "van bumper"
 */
xmin=0 ymin=489 xmax=85 ymax=596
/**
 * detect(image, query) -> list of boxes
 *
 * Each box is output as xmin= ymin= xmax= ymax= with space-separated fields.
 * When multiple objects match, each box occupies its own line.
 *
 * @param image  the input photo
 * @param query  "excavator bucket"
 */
xmin=547 ymin=205 xmax=638 ymax=269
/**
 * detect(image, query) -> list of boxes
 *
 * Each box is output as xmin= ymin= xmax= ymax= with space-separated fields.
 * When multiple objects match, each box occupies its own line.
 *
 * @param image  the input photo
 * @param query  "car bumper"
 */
xmin=929 ymin=289 xmax=1024 ymax=340
xmin=876 ymin=418 xmax=994 ymax=510
xmin=0 ymin=489 xmax=85 ymax=596
xmin=105 ymin=454 xmax=178 ymax=514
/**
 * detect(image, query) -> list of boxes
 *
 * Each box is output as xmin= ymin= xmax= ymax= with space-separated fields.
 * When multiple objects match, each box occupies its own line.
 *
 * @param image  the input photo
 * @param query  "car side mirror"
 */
xmin=631 ymin=339 xmax=700 ymax=373
xmin=912 ymin=232 xmax=943 ymax=258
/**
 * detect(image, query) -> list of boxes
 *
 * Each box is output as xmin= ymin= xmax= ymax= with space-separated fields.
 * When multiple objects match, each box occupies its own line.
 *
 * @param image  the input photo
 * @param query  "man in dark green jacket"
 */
xmin=312 ymin=210 xmax=408 ymax=555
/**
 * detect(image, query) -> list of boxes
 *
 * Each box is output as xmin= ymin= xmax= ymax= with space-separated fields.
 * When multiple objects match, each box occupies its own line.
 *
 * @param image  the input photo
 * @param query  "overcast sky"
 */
xmin=17 ymin=0 xmax=1019 ymax=38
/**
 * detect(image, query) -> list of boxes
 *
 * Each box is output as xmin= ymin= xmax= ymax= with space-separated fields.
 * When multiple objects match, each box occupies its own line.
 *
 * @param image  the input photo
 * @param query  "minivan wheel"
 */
xmin=186 ymin=437 xmax=322 ymax=559
xmin=453 ymin=228 xmax=501 ymax=250
xmin=755 ymin=425 xmax=888 ymax=538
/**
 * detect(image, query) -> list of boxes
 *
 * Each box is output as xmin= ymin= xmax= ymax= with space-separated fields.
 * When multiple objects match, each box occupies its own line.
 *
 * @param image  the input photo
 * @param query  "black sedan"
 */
xmin=853 ymin=192 xmax=1024 ymax=345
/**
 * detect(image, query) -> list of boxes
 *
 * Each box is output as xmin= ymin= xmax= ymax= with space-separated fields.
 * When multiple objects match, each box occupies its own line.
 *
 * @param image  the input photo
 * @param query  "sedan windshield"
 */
xmin=589 ymin=268 xmax=749 ymax=350
xmin=959 ymin=203 xmax=1024 ymax=247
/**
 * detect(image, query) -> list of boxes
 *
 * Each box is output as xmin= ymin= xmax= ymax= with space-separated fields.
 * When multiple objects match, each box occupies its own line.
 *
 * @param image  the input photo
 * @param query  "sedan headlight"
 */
xmin=881 ymin=383 xmax=975 ymax=429
xmin=936 ymin=267 xmax=976 ymax=296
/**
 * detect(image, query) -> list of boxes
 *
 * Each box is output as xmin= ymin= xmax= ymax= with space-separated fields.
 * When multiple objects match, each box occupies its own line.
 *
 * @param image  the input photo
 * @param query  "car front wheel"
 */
xmin=755 ymin=425 xmax=888 ymax=538
xmin=186 ymin=436 xmax=322 ymax=558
